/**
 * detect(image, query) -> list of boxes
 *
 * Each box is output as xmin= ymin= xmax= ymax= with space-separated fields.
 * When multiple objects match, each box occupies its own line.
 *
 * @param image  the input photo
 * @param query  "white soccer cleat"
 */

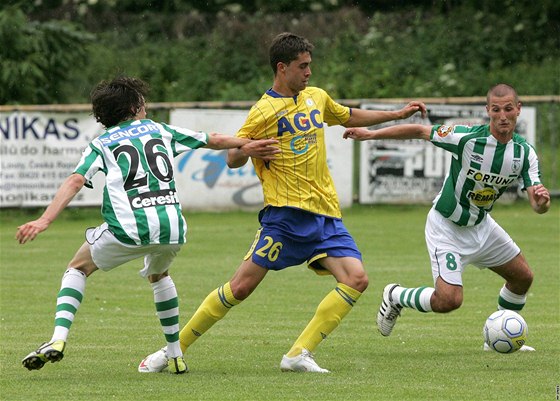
xmin=377 ymin=283 xmax=403 ymax=336
xmin=483 ymin=342 xmax=535 ymax=352
xmin=280 ymin=349 xmax=329 ymax=373
xmin=138 ymin=347 xmax=169 ymax=373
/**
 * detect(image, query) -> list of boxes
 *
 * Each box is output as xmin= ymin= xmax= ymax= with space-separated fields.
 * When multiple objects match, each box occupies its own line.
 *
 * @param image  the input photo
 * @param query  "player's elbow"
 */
xmin=67 ymin=174 xmax=86 ymax=192
xmin=226 ymin=149 xmax=248 ymax=169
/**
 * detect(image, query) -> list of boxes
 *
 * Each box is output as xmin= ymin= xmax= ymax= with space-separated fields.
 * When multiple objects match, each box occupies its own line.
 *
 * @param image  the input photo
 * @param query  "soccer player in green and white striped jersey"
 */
xmin=16 ymin=76 xmax=278 ymax=373
xmin=343 ymin=84 xmax=551 ymax=350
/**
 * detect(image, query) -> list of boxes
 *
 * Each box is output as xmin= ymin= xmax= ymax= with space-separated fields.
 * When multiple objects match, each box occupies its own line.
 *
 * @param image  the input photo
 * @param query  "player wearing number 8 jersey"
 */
xmin=139 ymin=32 xmax=426 ymax=373
xmin=17 ymin=76 xmax=270 ymax=373
xmin=344 ymin=84 xmax=551 ymax=350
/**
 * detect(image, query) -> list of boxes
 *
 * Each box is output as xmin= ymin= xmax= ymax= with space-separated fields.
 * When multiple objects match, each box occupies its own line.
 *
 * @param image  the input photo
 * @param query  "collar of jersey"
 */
xmin=266 ymin=88 xmax=299 ymax=103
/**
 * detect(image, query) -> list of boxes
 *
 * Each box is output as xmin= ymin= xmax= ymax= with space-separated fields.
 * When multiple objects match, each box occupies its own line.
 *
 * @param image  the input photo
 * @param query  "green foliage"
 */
xmin=7 ymin=3 xmax=556 ymax=105
xmin=1 ymin=204 xmax=559 ymax=400
xmin=0 ymin=6 xmax=94 ymax=104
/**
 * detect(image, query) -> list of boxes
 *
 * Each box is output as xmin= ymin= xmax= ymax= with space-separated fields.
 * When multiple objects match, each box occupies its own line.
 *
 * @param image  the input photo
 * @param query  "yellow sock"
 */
xmin=286 ymin=283 xmax=362 ymax=357
xmin=179 ymin=282 xmax=240 ymax=353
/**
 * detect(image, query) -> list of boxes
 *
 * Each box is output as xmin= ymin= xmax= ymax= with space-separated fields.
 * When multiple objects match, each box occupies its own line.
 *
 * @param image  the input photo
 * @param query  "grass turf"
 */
xmin=0 ymin=202 xmax=558 ymax=400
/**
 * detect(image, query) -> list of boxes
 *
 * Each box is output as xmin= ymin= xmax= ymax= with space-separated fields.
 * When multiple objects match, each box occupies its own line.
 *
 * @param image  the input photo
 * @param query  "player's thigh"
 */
xmin=141 ymin=244 xmax=182 ymax=278
xmin=425 ymin=209 xmax=467 ymax=286
xmin=320 ymin=256 xmax=368 ymax=292
xmin=68 ymin=241 xmax=98 ymax=276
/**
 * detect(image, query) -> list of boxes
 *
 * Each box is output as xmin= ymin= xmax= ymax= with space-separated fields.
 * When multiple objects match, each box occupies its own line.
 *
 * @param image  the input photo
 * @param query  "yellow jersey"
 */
xmin=237 ymin=87 xmax=350 ymax=218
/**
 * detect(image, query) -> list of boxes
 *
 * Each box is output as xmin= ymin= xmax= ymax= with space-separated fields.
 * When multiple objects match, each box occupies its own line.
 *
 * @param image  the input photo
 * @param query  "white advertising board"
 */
xmin=0 ymin=111 xmax=105 ymax=207
xmin=170 ymin=109 xmax=353 ymax=211
xmin=358 ymin=104 xmax=536 ymax=204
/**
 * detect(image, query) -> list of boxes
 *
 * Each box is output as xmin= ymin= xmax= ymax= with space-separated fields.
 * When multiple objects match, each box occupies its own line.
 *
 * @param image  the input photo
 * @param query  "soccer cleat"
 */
xmin=138 ymin=347 xmax=169 ymax=373
xmin=377 ymin=283 xmax=403 ymax=336
xmin=483 ymin=342 xmax=535 ymax=352
xmin=167 ymin=356 xmax=188 ymax=374
xmin=22 ymin=340 xmax=66 ymax=371
xmin=280 ymin=349 xmax=329 ymax=373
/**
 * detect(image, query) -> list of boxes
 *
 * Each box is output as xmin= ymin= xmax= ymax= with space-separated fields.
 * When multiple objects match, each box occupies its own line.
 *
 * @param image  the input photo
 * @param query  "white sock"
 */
xmin=392 ymin=286 xmax=435 ymax=312
xmin=51 ymin=268 xmax=86 ymax=342
xmin=498 ymin=285 xmax=526 ymax=311
xmin=152 ymin=276 xmax=181 ymax=358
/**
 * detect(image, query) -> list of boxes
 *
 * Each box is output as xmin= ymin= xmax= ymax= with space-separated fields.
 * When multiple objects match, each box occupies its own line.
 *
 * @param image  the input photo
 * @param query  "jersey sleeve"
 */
xmin=322 ymin=89 xmax=351 ymax=126
xmin=519 ymin=142 xmax=542 ymax=189
xmin=236 ymin=104 xmax=265 ymax=139
xmin=73 ymin=142 xmax=105 ymax=189
xmin=162 ymin=123 xmax=209 ymax=155
xmin=430 ymin=124 xmax=485 ymax=155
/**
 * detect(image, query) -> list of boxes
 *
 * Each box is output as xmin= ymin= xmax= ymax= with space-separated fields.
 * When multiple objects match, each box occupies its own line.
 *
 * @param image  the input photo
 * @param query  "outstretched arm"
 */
xmin=343 ymin=124 xmax=432 ymax=141
xmin=16 ymin=173 xmax=86 ymax=244
xmin=204 ymin=133 xmax=252 ymax=150
xmin=526 ymin=184 xmax=551 ymax=214
xmin=227 ymin=139 xmax=280 ymax=169
xmin=344 ymin=101 xmax=427 ymax=127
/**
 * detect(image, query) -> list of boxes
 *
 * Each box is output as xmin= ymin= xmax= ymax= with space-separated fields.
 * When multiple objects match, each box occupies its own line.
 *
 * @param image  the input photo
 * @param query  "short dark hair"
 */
xmin=269 ymin=32 xmax=314 ymax=74
xmin=90 ymin=76 xmax=149 ymax=128
xmin=487 ymin=83 xmax=519 ymax=104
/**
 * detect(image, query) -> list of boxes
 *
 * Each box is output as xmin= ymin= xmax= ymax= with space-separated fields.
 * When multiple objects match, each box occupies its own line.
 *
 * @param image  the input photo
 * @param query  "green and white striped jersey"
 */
xmin=74 ymin=119 xmax=208 ymax=245
xmin=430 ymin=124 xmax=541 ymax=227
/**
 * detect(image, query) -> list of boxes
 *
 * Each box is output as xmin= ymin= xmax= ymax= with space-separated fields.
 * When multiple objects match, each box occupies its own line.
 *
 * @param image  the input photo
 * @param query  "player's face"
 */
xmin=486 ymin=94 xmax=521 ymax=138
xmin=281 ymin=52 xmax=312 ymax=95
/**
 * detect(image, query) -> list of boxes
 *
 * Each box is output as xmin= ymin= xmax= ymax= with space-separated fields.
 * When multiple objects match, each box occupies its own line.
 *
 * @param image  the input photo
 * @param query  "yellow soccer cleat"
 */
xmin=22 ymin=340 xmax=66 ymax=371
xmin=167 ymin=356 xmax=188 ymax=374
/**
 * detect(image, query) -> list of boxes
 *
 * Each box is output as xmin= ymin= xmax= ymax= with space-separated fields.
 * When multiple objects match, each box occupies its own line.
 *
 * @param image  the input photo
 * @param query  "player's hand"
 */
xmin=16 ymin=218 xmax=50 ymax=244
xmin=240 ymin=139 xmax=281 ymax=161
xmin=398 ymin=101 xmax=427 ymax=120
xmin=528 ymin=183 xmax=551 ymax=214
xmin=343 ymin=127 xmax=373 ymax=141
xmin=532 ymin=184 xmax=551 ymax=207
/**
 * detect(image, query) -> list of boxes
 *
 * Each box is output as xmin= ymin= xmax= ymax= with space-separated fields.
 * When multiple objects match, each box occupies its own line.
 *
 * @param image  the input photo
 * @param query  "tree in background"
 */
xmin=1 ymin=1 xmax=558 ymax=103
xmin=0 ymin=6 xmax=93 ymax=104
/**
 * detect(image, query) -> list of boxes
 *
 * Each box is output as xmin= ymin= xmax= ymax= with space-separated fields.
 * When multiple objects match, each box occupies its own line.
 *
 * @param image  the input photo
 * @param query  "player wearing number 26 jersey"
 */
xmin=237 ymin=86 xmax=350 ymax=218
xmin=17 ymin=76 xmax=260 ymax=374
xmin=75 ymin=119 xmax=208 ymax=246
xmin=137 ymin=32 xmax=427 ymax=374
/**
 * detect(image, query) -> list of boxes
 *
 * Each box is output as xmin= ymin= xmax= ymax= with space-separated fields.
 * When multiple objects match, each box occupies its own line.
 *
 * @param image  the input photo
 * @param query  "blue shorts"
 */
xmin=244 ymin=206 xmax=362 ymax=274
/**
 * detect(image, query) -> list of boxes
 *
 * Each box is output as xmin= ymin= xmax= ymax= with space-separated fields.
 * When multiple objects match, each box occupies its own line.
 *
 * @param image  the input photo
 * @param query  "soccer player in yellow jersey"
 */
xmin=139 ymin=32 xmax=427 ymax=373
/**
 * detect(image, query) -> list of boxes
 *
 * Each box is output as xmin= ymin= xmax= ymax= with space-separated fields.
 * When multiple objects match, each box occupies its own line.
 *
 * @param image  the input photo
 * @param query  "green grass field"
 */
xmin=1 ymin=203 xmax=558 ymax=401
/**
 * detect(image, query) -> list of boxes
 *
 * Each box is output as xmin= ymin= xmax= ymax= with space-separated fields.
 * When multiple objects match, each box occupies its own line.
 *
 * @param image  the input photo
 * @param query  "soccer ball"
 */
xmin=483 ymin=310 xmax=528 ymax=354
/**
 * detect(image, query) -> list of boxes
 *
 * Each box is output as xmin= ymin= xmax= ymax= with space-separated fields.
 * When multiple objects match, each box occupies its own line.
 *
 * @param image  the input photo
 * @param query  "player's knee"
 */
xmin=229 ymin=281 xmax=253 ymax=301
xmin=348 ymin=271 xmax=368 ymax=293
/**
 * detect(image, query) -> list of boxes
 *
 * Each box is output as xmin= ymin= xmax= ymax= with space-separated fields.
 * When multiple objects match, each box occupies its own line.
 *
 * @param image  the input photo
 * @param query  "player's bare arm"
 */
xmin=16 ymin=173 xmax=86 ymax=244
xmin=343 ymin=101 xmax=427 ymax=127
xmin=227 ymin=139 xmax=280 ymax=168
xmin=526 ymin=184 xmax=551 ymax=214
xmin=204 ymin=133 xmax=251 ymax=150
xmin=344 ymin=124 xmax=432 ymax=141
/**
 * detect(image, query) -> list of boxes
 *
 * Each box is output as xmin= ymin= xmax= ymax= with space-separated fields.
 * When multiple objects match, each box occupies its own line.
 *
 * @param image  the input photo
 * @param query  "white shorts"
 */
xmin=86 ymin=223 xmax=182 ymax=278
xmin=425 ymin=208 xmax=520 ymax=286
